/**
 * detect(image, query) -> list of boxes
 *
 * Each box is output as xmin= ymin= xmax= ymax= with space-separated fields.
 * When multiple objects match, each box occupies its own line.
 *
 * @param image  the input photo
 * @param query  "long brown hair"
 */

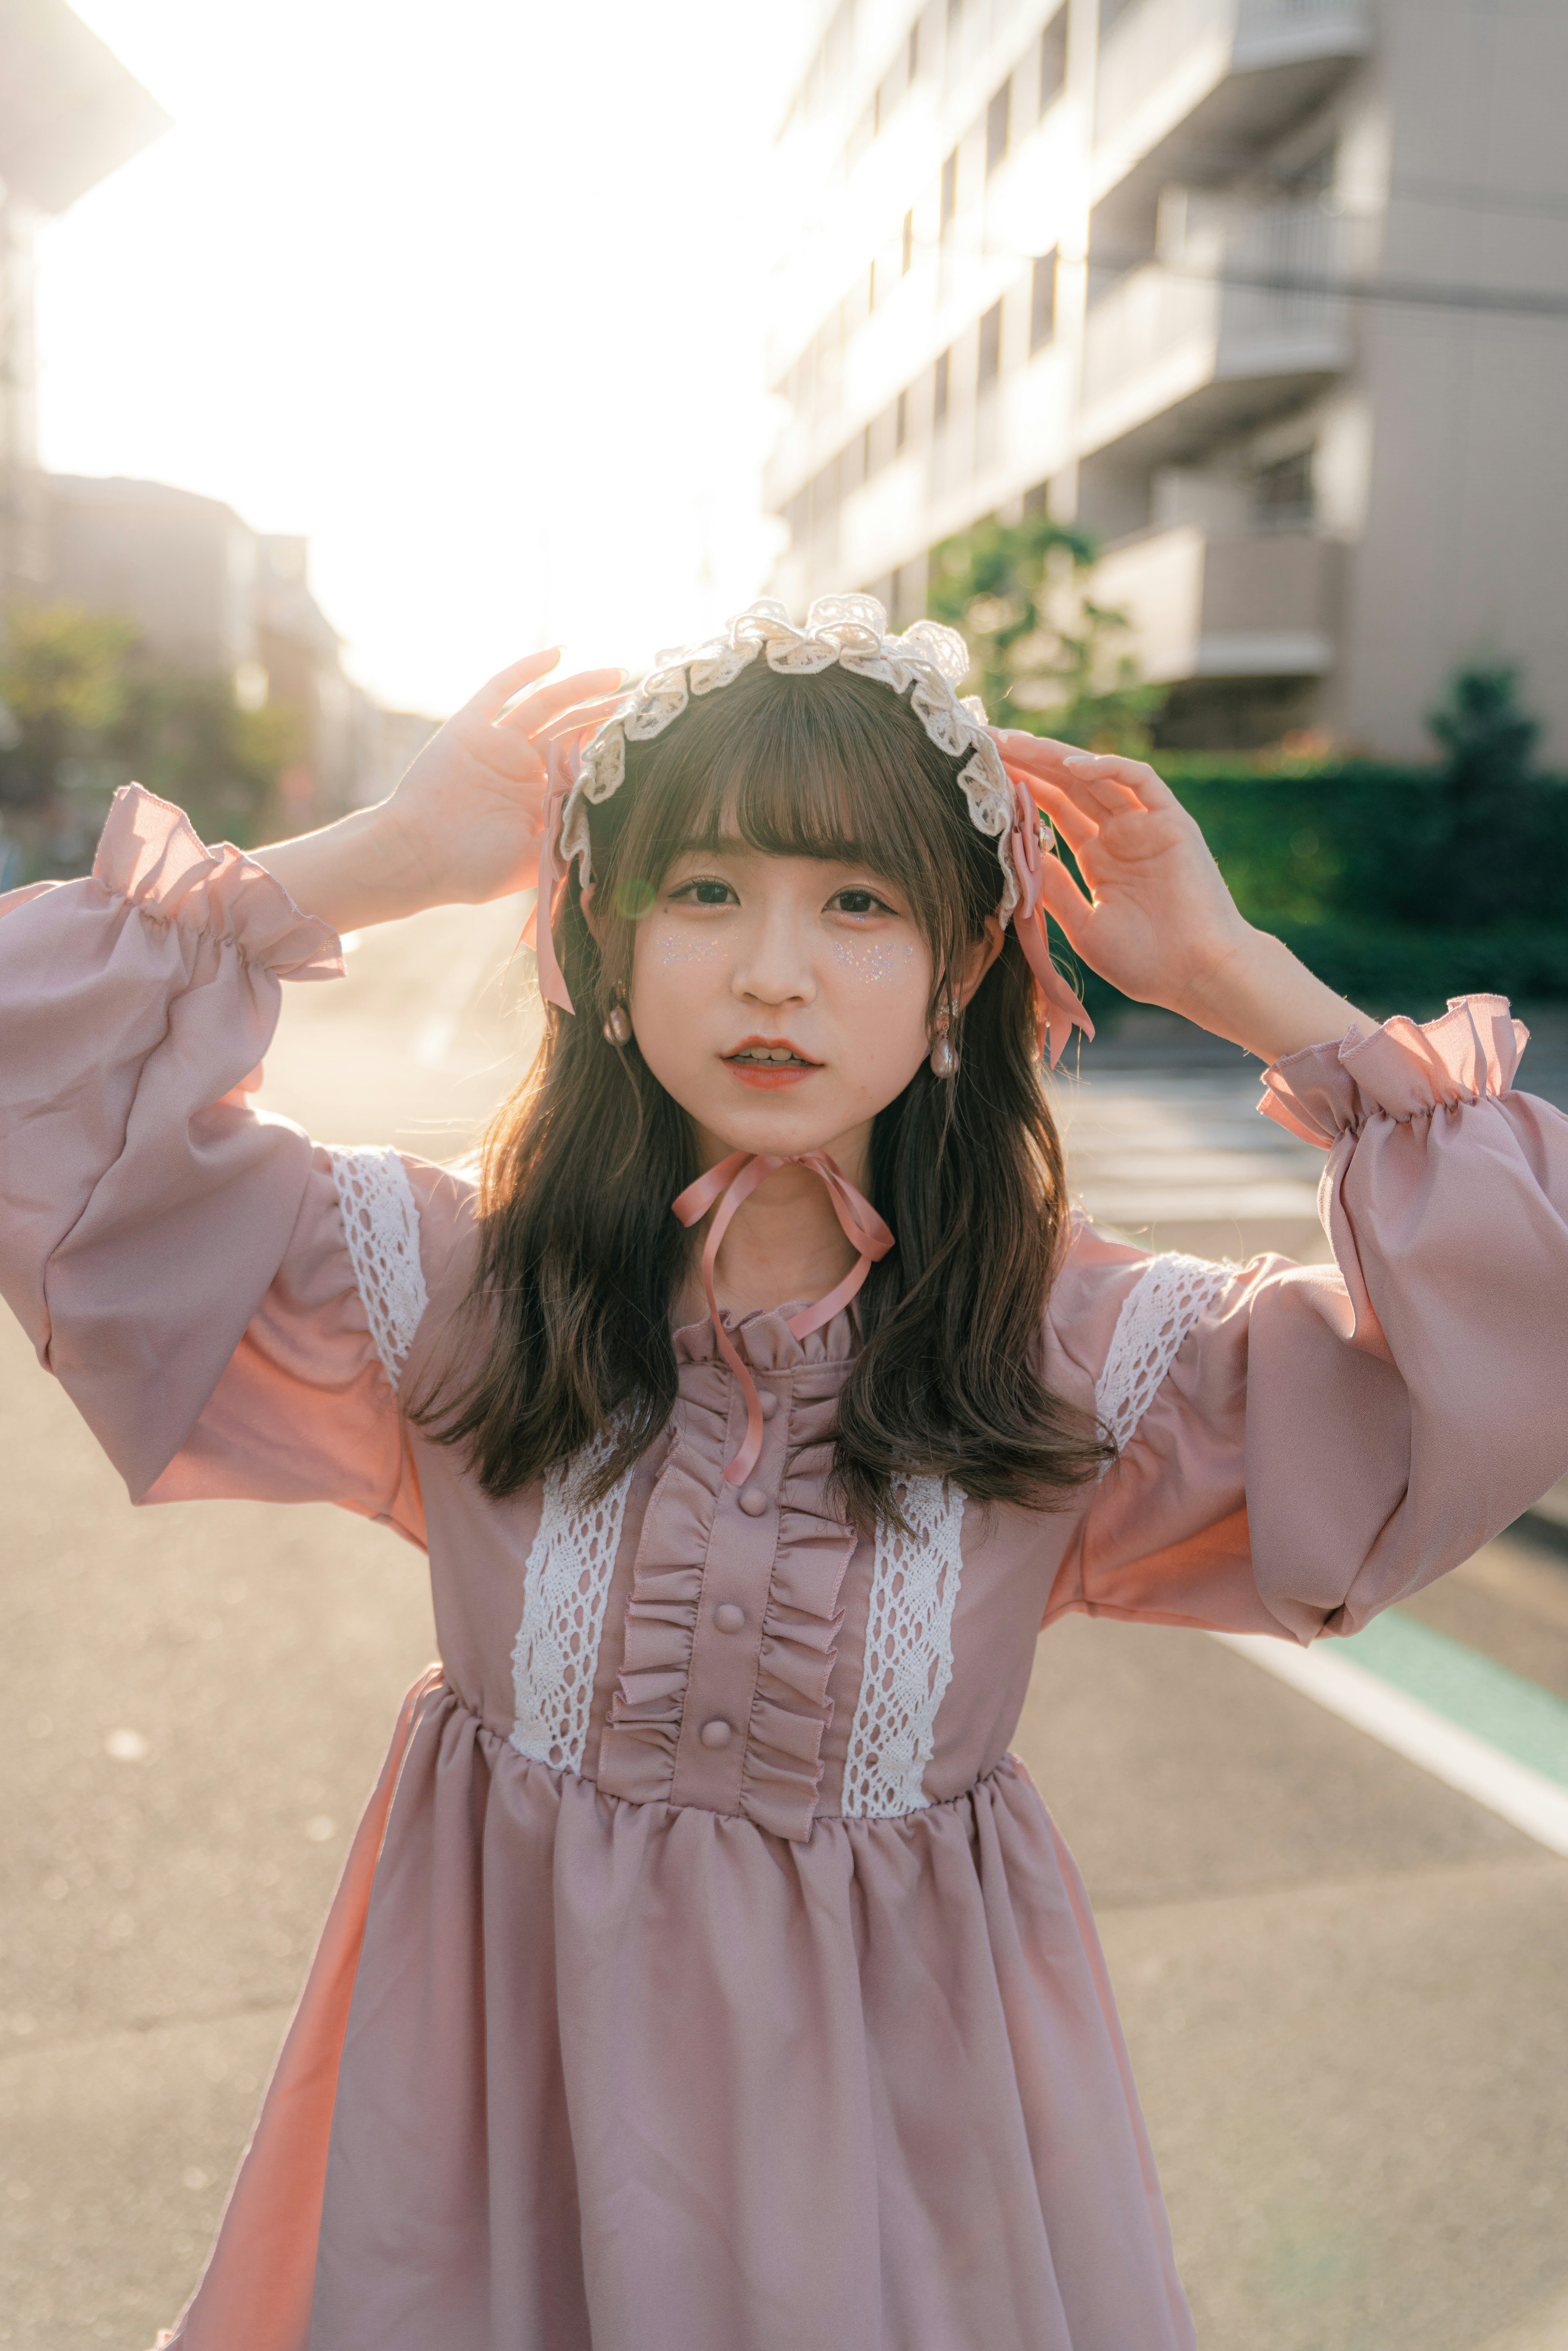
xmin=410 ymin=660 xmax=1111 ymax=1525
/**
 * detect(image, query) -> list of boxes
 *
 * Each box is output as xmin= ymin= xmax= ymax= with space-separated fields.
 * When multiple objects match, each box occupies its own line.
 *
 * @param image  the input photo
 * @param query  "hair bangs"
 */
xmin=592 ymin=660 xmax=1002 ymax=986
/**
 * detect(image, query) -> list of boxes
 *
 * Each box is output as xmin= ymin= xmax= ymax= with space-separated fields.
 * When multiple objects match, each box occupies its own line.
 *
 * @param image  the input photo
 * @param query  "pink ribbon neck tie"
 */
xmin=1002 ymin=770 xmax=1094 ymax=1067
xmin=521 ymin=733 xmax=581 ymax=1016
xmin=672 ymin=1150 xmax=895 ymax=1487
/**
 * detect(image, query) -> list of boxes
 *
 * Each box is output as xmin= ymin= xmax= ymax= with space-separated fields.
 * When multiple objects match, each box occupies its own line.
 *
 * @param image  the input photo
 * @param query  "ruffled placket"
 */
xmin=594 ymin=1305 xmax=862 ymax=1843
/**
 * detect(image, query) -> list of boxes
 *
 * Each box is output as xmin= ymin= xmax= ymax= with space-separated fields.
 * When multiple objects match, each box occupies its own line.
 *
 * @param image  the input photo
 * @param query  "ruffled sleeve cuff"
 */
xmin=95 ymin=783 xmax=344 ymax=981
xmin=1257 ymin=994 xmax=1527 ymax=1148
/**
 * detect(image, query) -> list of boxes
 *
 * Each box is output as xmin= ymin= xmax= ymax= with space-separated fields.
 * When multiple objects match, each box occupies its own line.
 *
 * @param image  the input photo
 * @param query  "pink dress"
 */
xmin=4 ymin=785 xmax=1568 ymax=2351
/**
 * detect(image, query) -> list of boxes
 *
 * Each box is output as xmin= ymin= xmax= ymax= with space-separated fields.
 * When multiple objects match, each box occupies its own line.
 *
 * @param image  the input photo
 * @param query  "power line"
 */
xmin=1091 ymin=255 xmax=1568 ymax=322
xmin=927 ymin=230 xmax=1568 ymax=321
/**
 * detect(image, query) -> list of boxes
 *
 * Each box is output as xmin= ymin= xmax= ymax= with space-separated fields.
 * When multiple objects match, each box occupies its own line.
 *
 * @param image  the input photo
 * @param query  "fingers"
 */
xmin=496 ymin=666 xmax=626 ymax=738
xmin=1000 ymin=762 xmax=1100 ymax=860
xmin=465 ymin=648 xmax=563 ymax=722
xmin=994 ymin=729 xmax=1176 ymax=816
xmin=996 ymin=733 xmax=1141 ymax=818
xmin=529 ymin=690 xmax=625 ymax=745
xmin=1033 ymin=848 xmax=1095 ymax=940
xmin=1061 ymin=749 xmax=1179 ymax=816
xmin=1000 ymin=752 xmax=1128 ymax=845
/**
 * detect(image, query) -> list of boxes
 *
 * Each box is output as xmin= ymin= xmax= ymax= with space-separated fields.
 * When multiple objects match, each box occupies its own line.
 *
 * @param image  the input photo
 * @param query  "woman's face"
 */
xmin=627 ymin=842 xmax=937 ymax=1173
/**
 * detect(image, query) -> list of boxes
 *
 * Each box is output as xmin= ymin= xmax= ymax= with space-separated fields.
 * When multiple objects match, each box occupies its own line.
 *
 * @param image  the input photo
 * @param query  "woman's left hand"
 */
xmin=993 ymin=732 xmax=1369 ymax=1062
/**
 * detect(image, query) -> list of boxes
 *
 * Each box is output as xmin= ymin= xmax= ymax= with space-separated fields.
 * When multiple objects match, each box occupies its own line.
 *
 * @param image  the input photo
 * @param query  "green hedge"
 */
xmin=1067 ymin=758 xmax=1568 ymax=1025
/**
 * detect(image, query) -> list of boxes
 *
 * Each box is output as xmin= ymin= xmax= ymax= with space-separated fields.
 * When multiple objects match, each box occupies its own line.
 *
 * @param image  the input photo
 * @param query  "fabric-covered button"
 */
xmin=713 ymin=1602 xmax=745 ymax=1633
xmin=699 ymin=1718 xmax=733 ymax=1749
xmin=757 ymin=1390 xmax=779 ymax=1420
xmin=738 ymin=1486 xmax=768 ymax=1518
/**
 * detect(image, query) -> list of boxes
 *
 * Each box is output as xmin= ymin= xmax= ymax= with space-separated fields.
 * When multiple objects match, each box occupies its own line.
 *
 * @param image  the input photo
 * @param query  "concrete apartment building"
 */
xmin=765 ymin=0 xmax=1568 ymax=757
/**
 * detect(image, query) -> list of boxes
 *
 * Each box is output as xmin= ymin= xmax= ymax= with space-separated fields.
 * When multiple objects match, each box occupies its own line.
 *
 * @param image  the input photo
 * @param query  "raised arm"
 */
xmin=0 ymin=651 xmax=618 ymax=1517
xmin=251 ymin=651 xmax=624 ymax=931
xmin=993 ymin=731 xmax=1372 ymax=1061
xmin=0 ymin=786 xmax=346 ymax=1494
xmin=1044 ymin=998 xmax=1568 ymax=1641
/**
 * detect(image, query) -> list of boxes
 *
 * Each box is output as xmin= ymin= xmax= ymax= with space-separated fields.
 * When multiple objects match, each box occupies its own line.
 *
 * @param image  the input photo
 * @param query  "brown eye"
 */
xmin=831 ymin=888 xmax=884 ymax=916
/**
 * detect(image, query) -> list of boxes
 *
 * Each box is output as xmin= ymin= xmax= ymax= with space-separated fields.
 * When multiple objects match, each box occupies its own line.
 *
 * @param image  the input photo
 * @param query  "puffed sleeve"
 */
xmin=0 ymin=783 xmax=451 ymax=1544
xmin=1042 ymin=996 xmax=1568 ymax=1643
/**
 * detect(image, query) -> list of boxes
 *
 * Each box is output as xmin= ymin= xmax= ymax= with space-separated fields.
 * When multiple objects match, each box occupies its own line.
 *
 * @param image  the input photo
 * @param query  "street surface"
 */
xmin=2 ymin=905 xmax=1565 ymax=2350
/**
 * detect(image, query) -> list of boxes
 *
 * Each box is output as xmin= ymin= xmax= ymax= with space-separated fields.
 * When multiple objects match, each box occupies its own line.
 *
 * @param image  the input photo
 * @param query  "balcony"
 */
xmin=1078 ymin=198 xmax=1350 ymax=461
xmin=1092 ymin=0 xmax=1370 ymax=211
xmin=1092 ymin=523 xmax=1340 ymax=682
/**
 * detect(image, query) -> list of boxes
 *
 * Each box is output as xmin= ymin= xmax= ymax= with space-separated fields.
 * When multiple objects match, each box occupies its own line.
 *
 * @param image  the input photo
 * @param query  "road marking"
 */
xmin=1214 ymin=1619 xmax=1568 ymax=1859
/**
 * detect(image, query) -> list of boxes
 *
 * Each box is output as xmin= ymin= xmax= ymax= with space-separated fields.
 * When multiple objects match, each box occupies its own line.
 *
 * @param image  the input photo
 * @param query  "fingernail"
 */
xmin=1062 ymin=752 xmax=1100 ymax=767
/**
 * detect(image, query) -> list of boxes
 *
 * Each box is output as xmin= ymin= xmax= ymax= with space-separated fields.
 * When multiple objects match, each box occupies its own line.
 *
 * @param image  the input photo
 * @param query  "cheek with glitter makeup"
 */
xmin=832 ymin=941 xmax=918 ymax=985
xmin=654 ymin=934 xmax=724 ymax=967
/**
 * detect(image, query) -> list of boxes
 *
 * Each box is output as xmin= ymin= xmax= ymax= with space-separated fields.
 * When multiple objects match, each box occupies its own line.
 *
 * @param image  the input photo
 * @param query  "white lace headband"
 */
xmin=528 ymin=593 xmax=1092 ymax=1063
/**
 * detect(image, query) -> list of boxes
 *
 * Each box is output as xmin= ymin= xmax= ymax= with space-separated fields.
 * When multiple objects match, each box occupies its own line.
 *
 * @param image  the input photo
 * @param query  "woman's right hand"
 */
xmin=253 ymin=651 xmax=625 ymax=934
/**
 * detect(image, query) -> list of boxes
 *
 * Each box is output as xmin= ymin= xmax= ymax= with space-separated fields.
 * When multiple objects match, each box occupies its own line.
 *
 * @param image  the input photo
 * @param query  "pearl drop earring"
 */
xmin=929 ymin=1002 xmax=958 ymax=1079
xmin=603 ymin=995 xmax=632 ymax=1047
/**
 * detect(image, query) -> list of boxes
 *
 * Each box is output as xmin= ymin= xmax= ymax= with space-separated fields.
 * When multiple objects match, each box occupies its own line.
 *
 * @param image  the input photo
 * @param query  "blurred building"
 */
xmin=766 ymin=0 xmax=1568 ymax=756
xmin=0 ymin=0 xmax=169 ymax=606
xmin=45 ymin=474 xmax=374 ymax=820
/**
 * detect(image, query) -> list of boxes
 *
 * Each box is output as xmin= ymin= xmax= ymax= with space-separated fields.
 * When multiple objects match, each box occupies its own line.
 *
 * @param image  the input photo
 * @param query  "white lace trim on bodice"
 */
xmin=840 ymin=1475 xmax=967 ymax=1818
xmin=511 ymin=1428 xmax=637 ymax=1774
xmin=1095 ymin=1252 xmax=1233 ymax=1475
xmin=327 ymin=1145 xmax=430 ymax=1391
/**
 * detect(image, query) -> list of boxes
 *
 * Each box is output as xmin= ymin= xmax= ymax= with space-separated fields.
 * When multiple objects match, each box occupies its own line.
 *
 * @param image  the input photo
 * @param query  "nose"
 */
xmin=731 ymin=900 xmax=816 ymax=1010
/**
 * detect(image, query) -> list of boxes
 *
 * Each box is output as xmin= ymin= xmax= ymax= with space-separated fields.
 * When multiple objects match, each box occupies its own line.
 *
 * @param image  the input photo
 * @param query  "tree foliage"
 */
xmin=925 ymin=513 xmax=1165 ymax=751
xmin=0 ymin=602 xmax=303 ymax=877
xmin=1101 ymin=664 xmax=1568 ymax=1022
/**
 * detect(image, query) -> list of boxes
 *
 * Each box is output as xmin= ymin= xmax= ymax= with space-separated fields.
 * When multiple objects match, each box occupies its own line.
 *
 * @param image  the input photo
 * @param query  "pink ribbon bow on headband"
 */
xmin=673 ymin=1150 xmax=894 ymax=1487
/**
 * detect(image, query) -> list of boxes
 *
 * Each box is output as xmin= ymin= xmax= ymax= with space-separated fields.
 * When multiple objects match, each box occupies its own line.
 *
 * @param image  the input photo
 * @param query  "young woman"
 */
xmin=2 ymin=596 xmax=1565 ymax=2351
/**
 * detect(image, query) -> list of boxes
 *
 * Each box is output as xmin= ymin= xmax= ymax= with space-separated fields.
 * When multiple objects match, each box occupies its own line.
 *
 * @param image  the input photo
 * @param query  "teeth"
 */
xmin=733 ymin=1047 xmax=806 ymax=1064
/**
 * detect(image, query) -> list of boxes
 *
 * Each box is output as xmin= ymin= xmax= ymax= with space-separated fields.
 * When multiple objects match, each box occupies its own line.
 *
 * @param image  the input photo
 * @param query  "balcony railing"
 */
xmin=1092 ymin=523 xmax=1339 ymax=682
xmin=1080 ymin=199 xmax=1349 ymax=442
xmin=1094 ymin=0 xmax=1369 ymax=147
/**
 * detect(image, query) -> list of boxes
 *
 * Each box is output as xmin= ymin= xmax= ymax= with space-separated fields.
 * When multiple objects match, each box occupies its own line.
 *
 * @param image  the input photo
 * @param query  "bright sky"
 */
xmin=37 ymin=0 xmax=814 ymax=715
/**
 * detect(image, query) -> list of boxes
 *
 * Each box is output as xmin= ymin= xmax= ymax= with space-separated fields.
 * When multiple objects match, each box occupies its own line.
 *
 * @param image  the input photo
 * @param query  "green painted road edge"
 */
xmin=1339 ymin=1610 xmax=1568 ymax=1792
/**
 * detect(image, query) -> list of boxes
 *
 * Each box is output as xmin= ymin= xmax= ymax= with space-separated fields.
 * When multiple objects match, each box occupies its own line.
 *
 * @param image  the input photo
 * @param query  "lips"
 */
xmin=723 ymin=1036 xmax=822 ymax=1069
xmin=722 ymin=1034 xmax=823 ymax=1088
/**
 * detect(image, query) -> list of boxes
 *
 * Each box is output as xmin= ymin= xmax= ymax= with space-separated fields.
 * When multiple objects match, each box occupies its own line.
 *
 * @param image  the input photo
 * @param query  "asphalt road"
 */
xmin=2 ymin=906 xmax=1565 ymax=2351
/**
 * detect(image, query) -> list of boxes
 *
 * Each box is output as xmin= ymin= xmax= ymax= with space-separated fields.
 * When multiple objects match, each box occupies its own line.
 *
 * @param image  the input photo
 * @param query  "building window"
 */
xmin=895 ymin=388 xmax=908 ymax=450
xmin=1252 ymin=449 xmax=1315 ymax=530
xmin=940 ymin=149 xmax=958 ymax=231
xmin=986 ymin=79 xmax=1011 ymax=176
xmin=1030 ymin=250 xmax=1057 ymax=352
xmin=934 ymin=348 xmax=951 ymax=424
xmin=978 ymin=299 xmax=1003 ymax=388
xmin=902 ymin=209 xmax=914 ymax=273
xmin=1040 ymin=7 xmax=1068 ymax=112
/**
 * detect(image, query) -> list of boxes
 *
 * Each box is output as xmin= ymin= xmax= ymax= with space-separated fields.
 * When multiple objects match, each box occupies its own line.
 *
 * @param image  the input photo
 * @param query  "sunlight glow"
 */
xmin=36 ymin=0 xmax=810 ymax=714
